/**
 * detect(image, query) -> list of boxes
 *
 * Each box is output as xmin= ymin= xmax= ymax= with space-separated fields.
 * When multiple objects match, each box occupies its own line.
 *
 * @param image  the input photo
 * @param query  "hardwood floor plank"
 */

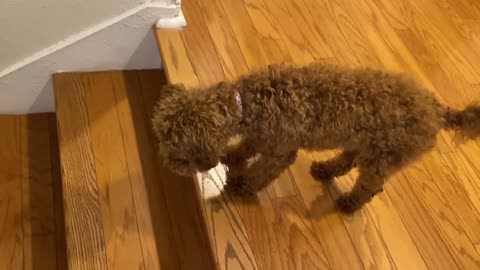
xmin=312 ymin=152 xmax=401 ymax=270
xmin=315 ymin=0 xmax=383 ymax=68
xmin=112 ymin=70 xmax=178 ymax=270
xmin=441 ymin=150 xmax=480 ymax=231
xmin=280 ymin=0 xmax=333 ymax=60
xmin=301 ymin=0 xmax=361 ymax=67
xmin=219 ymin=0 xmax=270 ymax=69
xmin=138 ymin=70 xmax=217 ymax=270
xmin=270 ymin=195 xmax=332 ymax=270
xmin=0 ymin=116 xmax=23 ymax=270
xmin=48 ymin=115 xmax=68 ymax=270
xmin=53 ymin=73 xmax=108 ymax=270
xmin=242 ymin=0 xmax=293 ymax=64
xmin=373 ymin=0 xmax=480 ymax=91
xmin=453 ymin=142 xmax=480 ymax=216
xmin=399 ymin=154 xmax=480 ymax=269
xmin=405 ymin=0 xmax=480 ymax=82
xmin=83 ymin=72 xmax=145 ymax=270
xmin=385 ymin=175 xmax=460 ymax=270
xmin=233 ymin=190 xmax=294 ymax=270
xmin=199 ymin=0 xmax=249 ymax=80
xmin=420 ymin=152 xmax=480 ymax=243
xmin=20 ymin=114 xmax=58 ymax=270
xmin=23 ymin=234 xmax=57 ymax=270
xmin=181 ymin=0 xmax=225 ymax=87
xmin=292 ymin=151 xmax=364 ymax=270
xmin=155 ymin=29 xmax=200 ymax=89
xmin=261 ymin=0 xmax=315 ymax=65
xmin=267 ymin=169 xmax=298 ymax=199
xmin=200 ymin=167 xmax=258 ymax=269
xmin=20 ymin=114 xmax=55 ymax=236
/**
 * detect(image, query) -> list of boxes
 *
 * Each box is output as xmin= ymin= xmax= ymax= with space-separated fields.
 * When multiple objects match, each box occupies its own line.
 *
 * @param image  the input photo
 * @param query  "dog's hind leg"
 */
xmin=226 ymin=150 xmax=297 ymax=196
xmin=310 ymin=150 xmax=358 ymax=182
xmin=335 ymin=149 xmax=404 ymax=213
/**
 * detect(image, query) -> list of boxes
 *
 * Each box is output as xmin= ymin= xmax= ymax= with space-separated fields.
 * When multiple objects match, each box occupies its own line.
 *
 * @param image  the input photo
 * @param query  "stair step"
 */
xmin=53 ymin=70 xmax=215 ymax=270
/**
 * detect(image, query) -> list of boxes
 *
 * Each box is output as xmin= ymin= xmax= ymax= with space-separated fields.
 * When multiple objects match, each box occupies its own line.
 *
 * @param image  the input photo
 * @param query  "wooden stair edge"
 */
xmin=154 ymin=29 xmax=218 ymax=267
xmin=52 ymin=68 xmax=217 ymax=270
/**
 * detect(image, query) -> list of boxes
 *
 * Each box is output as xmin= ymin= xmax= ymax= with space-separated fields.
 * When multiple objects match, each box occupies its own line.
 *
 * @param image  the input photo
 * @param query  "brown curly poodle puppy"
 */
xmin=152 ymin=63 xmax=480 ymax=213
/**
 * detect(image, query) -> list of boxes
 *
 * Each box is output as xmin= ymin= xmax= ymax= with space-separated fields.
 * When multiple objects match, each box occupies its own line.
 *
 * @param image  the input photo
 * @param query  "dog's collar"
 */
xmin=235 ymin=91 xmax=243 ymax=115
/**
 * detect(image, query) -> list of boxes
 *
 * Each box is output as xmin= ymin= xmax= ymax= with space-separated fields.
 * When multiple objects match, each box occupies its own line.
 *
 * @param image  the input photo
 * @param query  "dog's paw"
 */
xmin=310 ymin=161 xmax=336 ymax=182
xmin=336 ymin=193 xmax=362 ymax=214
xmin=225 ymin=175 xmax=256 ymax=197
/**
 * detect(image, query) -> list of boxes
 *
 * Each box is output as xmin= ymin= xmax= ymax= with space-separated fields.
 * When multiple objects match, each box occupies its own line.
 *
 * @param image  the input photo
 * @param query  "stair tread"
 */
xmin=53 ymin=70 xmax=215 ymax=270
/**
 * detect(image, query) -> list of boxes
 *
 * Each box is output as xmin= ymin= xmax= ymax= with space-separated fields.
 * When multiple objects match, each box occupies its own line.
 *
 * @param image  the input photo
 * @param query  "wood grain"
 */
xmin=267 ymin=169 xmax=298 ymax=199
xmin=270 ymin=195 xmax=331 ymax=270
xmin=420 ymin=152 xmax=480 ymax=243
xmin=155 ymin=29 xmax=200 ymax=89
xmin=20 ymin=114 xmax=56 ymax=236
xmin=112 ymin=70 xmax=177 ymax=270
xmin=280 ymin=0 xmax=333 ymax=60
xmin=54 ymin=73 xmax=108 ymax=270
xmin=138 ymin=70 xmax=217 ymax=270
xmin=23 ymin=234 xmax=57 ymax=270
xmin=20 ymin=114 xmax=59 ymax=270
xmin=313 ymin=151 xmax=399 ymax=270
xmin=152 ymin=0 xmax=480 ymax=269
xmin=261 ymin=0 xmax=315 ymax=66
xmin=385 ymin=175 xmax=459 ymax=270
xmin=199 ymin=0 xmax=249 ymax=80
xmin=399 ymin=156 xmax=480 ymax=269
xmin=219 ymin=0 xmax=270 ymax=69
xmin=180 ymin=0 xmax=225 ymax=87
xmin=84 ymin=72 xmax=145 ymax=270
xmin=292 ymin=151 xmax=364 ymax=270
xmin=451 ymin=143 xmax=480 ymax=216
xmin=201 ymin=167 xmax=258 ymax=269
xmin=0 ymin=116 xmax=23 ymax=270
xmin=48 ymin=115 xmax=68 ymax=270
xmin=301 ymin=0 xmax=362 ymax=67
xmin=233 ymin=190 xmax=293 ymax=270
xmin=242 ymin=0 xmax=293 ymax=64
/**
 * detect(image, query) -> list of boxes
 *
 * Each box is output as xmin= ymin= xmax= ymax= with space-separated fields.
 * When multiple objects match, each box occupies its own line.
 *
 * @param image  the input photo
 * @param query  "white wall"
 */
xmin=0 ymin=0 xmax=152 ymax=70
xmin=0 ymin=0 xmax=180 ymax=114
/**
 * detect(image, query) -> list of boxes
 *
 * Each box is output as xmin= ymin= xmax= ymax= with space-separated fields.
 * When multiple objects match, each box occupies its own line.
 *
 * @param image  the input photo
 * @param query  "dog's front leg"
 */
xmin=221 ymin=137 xmax=257 ymax=168
xmin=225 ymin=150 xmax=297 ymax=196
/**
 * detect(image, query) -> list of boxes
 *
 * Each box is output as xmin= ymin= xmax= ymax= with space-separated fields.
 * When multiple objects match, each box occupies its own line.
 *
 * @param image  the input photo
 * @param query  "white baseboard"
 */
xmin=0 ymin=4 xmax=180 ymax=114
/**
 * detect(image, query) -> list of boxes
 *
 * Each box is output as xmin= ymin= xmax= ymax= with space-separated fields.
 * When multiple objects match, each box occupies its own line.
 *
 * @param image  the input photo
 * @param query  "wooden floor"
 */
xmin=156 ymin=0 xmax=480 ymax=269
xmin=53 ymin=70 xmax=216 ymax=270
xmin=0 ymin=114 xmax=67 ymax=270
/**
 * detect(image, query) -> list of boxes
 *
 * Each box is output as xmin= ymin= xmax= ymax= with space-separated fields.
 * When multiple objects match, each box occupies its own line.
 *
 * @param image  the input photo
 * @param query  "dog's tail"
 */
xmin=444 ymin=104 xmax=480 ymax=139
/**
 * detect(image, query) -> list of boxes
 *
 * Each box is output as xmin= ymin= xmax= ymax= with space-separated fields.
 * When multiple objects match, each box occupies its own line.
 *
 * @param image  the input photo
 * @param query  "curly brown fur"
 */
xmin=152 ymin=63 xmax=480 ymax=213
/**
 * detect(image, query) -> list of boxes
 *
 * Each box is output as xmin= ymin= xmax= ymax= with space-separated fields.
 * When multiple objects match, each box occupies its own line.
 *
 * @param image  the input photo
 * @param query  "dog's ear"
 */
xmin=159 ymin=84 xmax=186 ymax=100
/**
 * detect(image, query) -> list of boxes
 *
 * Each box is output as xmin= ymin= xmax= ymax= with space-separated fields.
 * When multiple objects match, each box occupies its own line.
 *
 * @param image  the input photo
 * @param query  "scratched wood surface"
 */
xmin=156 ymin=0 xmax=480 ymax=269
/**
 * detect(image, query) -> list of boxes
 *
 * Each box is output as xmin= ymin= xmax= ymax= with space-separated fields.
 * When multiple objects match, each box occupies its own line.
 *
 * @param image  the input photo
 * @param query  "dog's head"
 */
xmin=152 ymin=83 xmax=238 ymax=176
